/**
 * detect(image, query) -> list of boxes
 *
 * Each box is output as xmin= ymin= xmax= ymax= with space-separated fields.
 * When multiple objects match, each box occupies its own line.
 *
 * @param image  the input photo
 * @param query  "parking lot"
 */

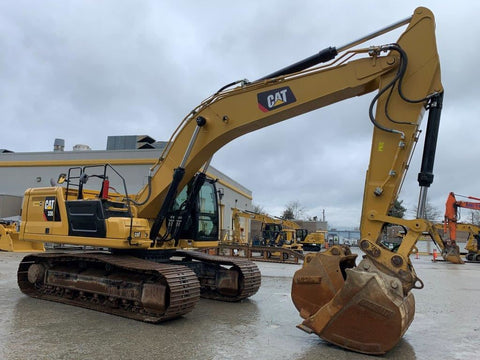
xmin=0 ymin=250 xmax=478 ymax=360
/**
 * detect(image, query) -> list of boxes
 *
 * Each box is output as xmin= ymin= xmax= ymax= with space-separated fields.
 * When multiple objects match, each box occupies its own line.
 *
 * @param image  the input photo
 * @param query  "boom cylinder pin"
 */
xmin=257 ymin=15 xmax=411 ymax=82
xmin=337 ymin=16 xmax=411 ymax=53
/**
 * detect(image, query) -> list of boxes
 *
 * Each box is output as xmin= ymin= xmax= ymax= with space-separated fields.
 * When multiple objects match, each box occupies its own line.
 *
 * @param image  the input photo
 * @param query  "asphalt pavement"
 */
xmin=0 ymin=249 xmax=478 ymax=360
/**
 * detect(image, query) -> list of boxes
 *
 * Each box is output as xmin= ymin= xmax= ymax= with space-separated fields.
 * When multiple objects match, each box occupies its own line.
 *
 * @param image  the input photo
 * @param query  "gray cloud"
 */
xmin=1 ymin=1 xmax=478 ymax=228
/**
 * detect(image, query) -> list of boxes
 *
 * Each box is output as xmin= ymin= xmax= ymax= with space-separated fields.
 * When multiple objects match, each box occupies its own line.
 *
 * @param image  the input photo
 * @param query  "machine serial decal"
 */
xmin=257 ymin=86 xmax=296 ymax=112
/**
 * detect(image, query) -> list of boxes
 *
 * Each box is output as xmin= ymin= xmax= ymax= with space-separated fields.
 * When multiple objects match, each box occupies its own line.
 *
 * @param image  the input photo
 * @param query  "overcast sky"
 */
xmin=1 ymin=1 xmax=479 ymax=229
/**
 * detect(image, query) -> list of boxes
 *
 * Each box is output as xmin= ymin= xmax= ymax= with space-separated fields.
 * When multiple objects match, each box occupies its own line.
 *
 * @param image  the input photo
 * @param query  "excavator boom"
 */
xmin=133 ymin=9 xmax=440 ymax=228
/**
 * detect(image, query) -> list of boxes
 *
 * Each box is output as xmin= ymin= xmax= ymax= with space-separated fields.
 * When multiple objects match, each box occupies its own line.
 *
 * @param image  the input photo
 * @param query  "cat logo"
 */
xmin=257 ymin=86 xmax=296 ymax=112
xmin=44 ymin=198 xmax=55 ymax=210
xmin=43 ymin=196 xmax=57 ymax=221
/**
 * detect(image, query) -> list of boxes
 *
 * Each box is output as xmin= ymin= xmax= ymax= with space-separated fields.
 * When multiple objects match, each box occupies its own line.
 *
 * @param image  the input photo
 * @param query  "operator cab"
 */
xmin=169 ymin=177 xmax=219 ymax=242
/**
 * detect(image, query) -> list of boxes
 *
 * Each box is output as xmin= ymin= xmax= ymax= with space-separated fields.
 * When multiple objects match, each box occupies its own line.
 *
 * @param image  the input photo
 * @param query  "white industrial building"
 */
xmin=0 ymin=136 xmax=253 ymax=238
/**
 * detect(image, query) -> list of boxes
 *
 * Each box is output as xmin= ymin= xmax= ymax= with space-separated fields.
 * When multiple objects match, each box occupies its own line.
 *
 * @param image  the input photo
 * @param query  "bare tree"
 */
xmin=414 ymin=198 xmax=441 ymax=222
xmin=463 ymin=210 xmax=480 ymax=225
xmin=281 ymin=200 xmax=306 ymax=220
xmin=252 ymin=203 xmax=265 ymax=214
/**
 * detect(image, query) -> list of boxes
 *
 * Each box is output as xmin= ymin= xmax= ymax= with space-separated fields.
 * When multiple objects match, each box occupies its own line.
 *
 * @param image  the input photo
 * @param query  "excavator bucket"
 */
xmin=292 ymin=247 xmax=415 ymax=355
xmin=442 ymin=245 xmax=464 ymax=264
xmin=291 ymin=246 xmax=357 ymax=316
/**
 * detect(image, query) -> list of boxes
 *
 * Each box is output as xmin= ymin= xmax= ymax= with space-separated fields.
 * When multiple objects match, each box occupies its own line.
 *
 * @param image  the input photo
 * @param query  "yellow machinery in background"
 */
xmin=228 ymin=208 xmax=303 ymax=261
xmin=433 ymin=222 xmax=480 ymax=262
xmin=230 ymin=208 xmax=284 ymax=246
xmin=456 ymin=223 xmax=480 ymax=262
xmin=229 ymin=208 xmax=325 ymax=251
xmin=271 ymin=217 xmax=326 ymax=251
xmin=301 ymin=230 xmax=327 ymax=251
xmin=428 ymin=223 xmax=464 ymax=263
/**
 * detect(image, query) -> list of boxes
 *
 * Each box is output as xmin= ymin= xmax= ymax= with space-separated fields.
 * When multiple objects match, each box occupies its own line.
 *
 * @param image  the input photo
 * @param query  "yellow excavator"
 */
xmin=300 ymin=230 xmax=326 ymax=251
xmin=433 ymin=222 xmax=479 ymax=262
xmin=270 ymin=217 xmax=325 ymax=250
xmin=229 ymin=208 xmax=303 ymax=262
xmin=0 ymin=6 xmax=445 ymax=355
xmin=276 ymin=219 xmax=326 ymax=251
xmin=428 ymin=222 xmax=464 ymax=263
xmin=230 ymin=208 xmax=322 ymax=253
xmin=456 ymin=223 xmax=480 ymax=262
xmin=229 ymin=208 xmax=286 ymax=246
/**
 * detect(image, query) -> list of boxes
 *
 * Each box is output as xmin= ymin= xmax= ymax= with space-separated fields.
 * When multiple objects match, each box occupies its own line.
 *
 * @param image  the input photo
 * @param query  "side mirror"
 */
xmin=57 ymin=173 xmax=67 ymax=184
xmin=80 ymin=173 xmax=89 ymax=184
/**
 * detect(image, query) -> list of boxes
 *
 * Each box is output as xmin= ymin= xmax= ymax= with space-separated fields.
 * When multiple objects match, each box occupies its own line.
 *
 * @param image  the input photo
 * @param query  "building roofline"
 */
xmin=0 ymin=149 xmax=252 ymax=198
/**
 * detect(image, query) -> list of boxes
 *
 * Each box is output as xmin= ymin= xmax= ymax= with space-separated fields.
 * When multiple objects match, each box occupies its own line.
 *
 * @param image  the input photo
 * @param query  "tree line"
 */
xmin=253 ymin=198 xmax=446 ymax=223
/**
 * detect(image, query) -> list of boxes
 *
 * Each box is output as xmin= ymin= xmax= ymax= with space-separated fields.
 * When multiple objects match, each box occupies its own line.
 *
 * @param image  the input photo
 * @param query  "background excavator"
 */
xmin=230 ymin=208 xmax=303 ymax=249
xmin=443 ymin=192 xmax=480 ymax=262
xmin=300 ymin=230 xmax=326 ymax=251
xmin=271 ymin=217 xmax=326 ymax=251
xmin=225 ymin=208 xmax=304 ymax=263
xmin=456 ymin=223 xmax=480 ymax=262
xmin=0 ymin=6 xmax=443 ymax=355
xmin=428 ymin=222 xmax=464 ymax=263
xmin=230 ymin=208 xmax=324 ymax=251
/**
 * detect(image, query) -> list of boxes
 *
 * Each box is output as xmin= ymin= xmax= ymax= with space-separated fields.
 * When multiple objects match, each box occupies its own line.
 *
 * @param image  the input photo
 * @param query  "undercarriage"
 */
xmin=18 ymin=250 xmax=261 ymax=322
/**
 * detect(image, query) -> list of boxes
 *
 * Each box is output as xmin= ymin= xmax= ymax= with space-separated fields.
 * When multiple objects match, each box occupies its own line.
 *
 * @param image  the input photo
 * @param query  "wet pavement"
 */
xmin=0 ymin=249 xmax=478 ymax=360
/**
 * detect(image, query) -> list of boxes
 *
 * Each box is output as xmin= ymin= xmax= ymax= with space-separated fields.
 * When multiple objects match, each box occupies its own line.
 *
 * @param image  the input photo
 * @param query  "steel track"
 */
xmin=174 ymin=250 xmax=261 ymax=301
xmin=17 ymin=252 xmax=200 ymax=323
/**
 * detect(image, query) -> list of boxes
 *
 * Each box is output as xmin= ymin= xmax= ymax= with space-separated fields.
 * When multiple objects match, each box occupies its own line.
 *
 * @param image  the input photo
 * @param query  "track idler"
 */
xmin=292 ymin=246 xmax=415 ymax=355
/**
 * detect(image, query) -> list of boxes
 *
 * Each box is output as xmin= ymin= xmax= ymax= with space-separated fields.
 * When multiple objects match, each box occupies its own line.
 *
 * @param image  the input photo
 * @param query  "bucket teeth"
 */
xmin=292 ymin=249 xmax=415 ymax=355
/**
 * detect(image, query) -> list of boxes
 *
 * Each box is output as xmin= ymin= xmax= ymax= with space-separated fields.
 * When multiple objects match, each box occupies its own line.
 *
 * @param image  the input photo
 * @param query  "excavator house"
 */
xmin=0 ymin=7 xmax=446 ymax=355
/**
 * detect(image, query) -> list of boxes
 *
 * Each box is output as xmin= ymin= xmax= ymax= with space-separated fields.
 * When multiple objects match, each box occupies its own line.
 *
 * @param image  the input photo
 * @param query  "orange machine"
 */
xmin=444 ymin=192 xmax=480 ymax=262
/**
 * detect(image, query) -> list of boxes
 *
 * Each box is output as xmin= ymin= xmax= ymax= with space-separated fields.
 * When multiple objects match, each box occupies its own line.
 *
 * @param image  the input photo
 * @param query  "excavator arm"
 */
xmin=135 ymin=52 xmax=401 ymax=221
xmin=286 ymin=7 xmax=444 ymax=354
